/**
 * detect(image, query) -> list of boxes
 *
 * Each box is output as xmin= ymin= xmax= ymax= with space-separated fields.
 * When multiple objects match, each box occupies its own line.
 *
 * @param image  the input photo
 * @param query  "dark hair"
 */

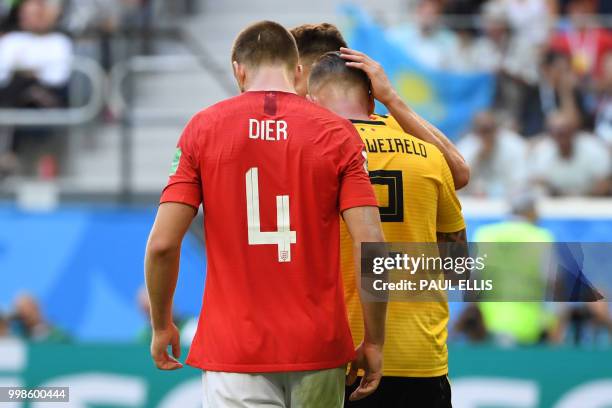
xmin=308 ymin=51 xmax=370 ymax=94
xmin=290 ymin=23 xmax=348 ymax=61
xmin=542 ymin=49 xmax=570 ymax=67
xmin=231 ymin=20 xmax=298 ymax=70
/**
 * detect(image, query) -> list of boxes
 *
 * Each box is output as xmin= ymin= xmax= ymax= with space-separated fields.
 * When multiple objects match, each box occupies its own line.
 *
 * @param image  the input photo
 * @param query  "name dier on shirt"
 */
xmin=249 ymin=119 xmax=288 ymax=141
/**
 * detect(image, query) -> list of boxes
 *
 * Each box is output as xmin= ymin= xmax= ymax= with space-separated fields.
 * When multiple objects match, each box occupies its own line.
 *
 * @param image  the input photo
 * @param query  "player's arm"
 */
xmin=437 ymin=229 xmax=469 ymax=284
xmin=336 ymin=123 xmax=387 ymax=401
xmin=343 ymin=206 xmax=387 ymax=402
xmin=145 ymin=115 xmax=202 ymax=371
xmin=436 ymin=148 xmax=469 ymax=284
xmin=340 ymin=47 xmax=470 ymax=190
xmin=389 ymin=103 xmax=470 ymax=190
xmin=145 ymin=202 xmax=197 ymax=370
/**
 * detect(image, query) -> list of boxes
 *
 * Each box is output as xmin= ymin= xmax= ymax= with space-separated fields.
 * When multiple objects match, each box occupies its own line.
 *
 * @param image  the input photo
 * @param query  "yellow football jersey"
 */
xmin=370 ymin=113 xmax=403 ymax=132
xmin=341 ymin=118 xmax=465 ymax=377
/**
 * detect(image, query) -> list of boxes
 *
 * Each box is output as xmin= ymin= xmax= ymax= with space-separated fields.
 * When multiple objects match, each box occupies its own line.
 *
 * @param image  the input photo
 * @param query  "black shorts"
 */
xmin=344 ymin=375 xmax=452 ymax=408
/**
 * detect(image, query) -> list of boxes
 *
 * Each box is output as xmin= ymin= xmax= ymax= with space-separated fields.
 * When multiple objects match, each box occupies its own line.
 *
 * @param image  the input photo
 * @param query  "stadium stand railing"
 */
xmin=0 ymin=56 xmax=107 ymax=127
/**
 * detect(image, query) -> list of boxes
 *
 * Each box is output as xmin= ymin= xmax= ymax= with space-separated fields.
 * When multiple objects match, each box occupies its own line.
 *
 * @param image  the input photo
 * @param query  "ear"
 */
xmin=232 ymin=61 xmax=246 ymax=93
xmin=293 ymin=64 xmax=303 ymax=85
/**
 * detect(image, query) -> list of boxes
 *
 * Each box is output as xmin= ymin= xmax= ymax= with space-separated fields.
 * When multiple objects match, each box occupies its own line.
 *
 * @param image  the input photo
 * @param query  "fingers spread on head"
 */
xmin=340 ymin=53 xmax=363 ymax=62
xmin=341 ymin=47 xmax=365 ymax=57
xmin=345 ymin=62 xmax=365 ymax=69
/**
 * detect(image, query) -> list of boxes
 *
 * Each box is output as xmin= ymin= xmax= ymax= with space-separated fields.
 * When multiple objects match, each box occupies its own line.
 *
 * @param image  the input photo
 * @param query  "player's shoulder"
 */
xmin=185 ymin=93 xmax=252 ymax=132
xmin=371 ymin=120 xmax=444 ymax=159
xmin=194 ymin=93 xmax=246 ymax=118
xmin=370 ymin=113 xmax=402 ymax=131
xmin=368 ymin=113 xmax=442 ymax=154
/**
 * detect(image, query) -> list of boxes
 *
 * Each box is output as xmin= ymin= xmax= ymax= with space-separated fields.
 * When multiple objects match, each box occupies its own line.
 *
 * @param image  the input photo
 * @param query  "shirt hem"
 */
xmin=383 ymin=366 xmax=448 ymax=378
xmin=436 ymin=220 xmax=467 ymax=233
xmin=160 ymin=183 xmax=202 ymax=209
xmin=186 ymin=355 xmax=354 ymax=373
xmin=340 ymin=198 xmax=379 ymax=213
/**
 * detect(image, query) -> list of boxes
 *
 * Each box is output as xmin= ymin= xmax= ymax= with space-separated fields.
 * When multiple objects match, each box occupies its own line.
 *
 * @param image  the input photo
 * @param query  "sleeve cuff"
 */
xmin=160 ymin=182 xmax=202 ymax=209
xmin=436 ymin=219 xmax=467 ymax=233
xmin=339 ymin=197 xmax=379 ymax=213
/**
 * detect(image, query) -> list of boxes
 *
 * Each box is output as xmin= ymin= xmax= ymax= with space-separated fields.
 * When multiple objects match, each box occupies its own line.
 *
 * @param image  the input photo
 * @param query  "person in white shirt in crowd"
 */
xmin=530 ymin=111 xmax=611 ymax=196
xmin=465 ymin=1 xmax=543 ymax=125
xmin=594 ymin=52 xmax=612 ymax=147
xmin=0 ymin=0 xmax=73 ymax=178
xmin=458 ymin=111 xmax=528 ymax=197
xmin=497 ymin=0 xmax=555 ymax=46
xmin=478 ymin=1 xmax=541 ymax=82
xmin=0 ymin=0 xmax=72 ymax=91
xmin=388 ymin=0 xmax=457 ymax=69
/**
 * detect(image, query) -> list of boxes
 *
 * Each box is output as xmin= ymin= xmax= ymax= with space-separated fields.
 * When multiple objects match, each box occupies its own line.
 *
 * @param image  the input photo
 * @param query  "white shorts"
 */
xmin=201 ymin=367 xmax=345 ymax=408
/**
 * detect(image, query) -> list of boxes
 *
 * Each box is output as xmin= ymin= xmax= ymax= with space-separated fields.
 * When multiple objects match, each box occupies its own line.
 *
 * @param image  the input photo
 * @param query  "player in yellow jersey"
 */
xmin=290 ymin=23 xmax=470 ymax=190
xmin=308 ymin=51 xmax=468 ymax=408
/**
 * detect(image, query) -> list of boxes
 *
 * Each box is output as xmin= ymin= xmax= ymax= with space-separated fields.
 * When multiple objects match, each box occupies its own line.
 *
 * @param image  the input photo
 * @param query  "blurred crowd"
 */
xmin=0 ymin=0 xmax=157 ymax=178
xmin=391 ymin=0 xmax=612 ymax=197
xmin=3 ymin=282 xmax=609 ymax=347
xmin=0 ymin=289 xmax=198 ymax=345
xmin=451 ymin=192 xmax=612 ymax=347
xmin=1 ymin=0 xmax=611 ymax=198
xmin=0 ymin=294 xmax=70 ymax=342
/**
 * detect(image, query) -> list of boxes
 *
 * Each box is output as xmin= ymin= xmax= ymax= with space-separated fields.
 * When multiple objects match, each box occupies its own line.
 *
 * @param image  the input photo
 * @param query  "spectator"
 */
xmin=0 ymin=0 xmax=73 ymax=176
xmin=475 ymin=191 xmax=559 ymax=346
xmin=594 ymin=52 xmax=612 ymax=146
xmin=452 ymin=304 xmax=490 ymax=344
xmin=498 ymin=0 xmax=555 ymax=45
xmin=10 ymin=294 xmax=70 ymax=342
xmin=443 ymin=0 xmax=489 ymax=72
xmin=520 ymin=50 xmax=590 ymax=136
xmin=447 ymin=27 xmax=490 ymax=73
xmin=458 ymin=111 xmax=528 ymax=197
xmin=388 ymin=0 xmax=457 ymax=69
xmin=0 ymin=312 xmax=10 ymax=337
xmin=529 ymin=111 xmax=611 ymax=196
xmin=550 ymin=0 xmax=612 ymax=79
xmin=556 ymin=301 xmax=612 ymax=345
xmin=477 ymin=1 xmax=542 ymax=123
xmin=0 ymin=0 xmax=72 ymax=93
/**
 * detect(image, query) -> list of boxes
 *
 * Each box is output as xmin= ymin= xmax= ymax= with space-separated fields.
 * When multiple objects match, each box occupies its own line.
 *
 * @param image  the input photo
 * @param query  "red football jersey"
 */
xmin=160 ymin=91 xmax=377 ymax=373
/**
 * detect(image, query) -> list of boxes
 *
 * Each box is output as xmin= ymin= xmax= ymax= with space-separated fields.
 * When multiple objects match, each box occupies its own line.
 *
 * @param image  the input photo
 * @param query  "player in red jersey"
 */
xmin=144 ymin=21 xmax=387 ymax=407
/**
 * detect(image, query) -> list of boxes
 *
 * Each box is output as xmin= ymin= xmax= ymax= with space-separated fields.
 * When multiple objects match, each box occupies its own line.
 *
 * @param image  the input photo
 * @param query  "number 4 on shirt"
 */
xmin=245 ymin=167 xmax=297 ymax=262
